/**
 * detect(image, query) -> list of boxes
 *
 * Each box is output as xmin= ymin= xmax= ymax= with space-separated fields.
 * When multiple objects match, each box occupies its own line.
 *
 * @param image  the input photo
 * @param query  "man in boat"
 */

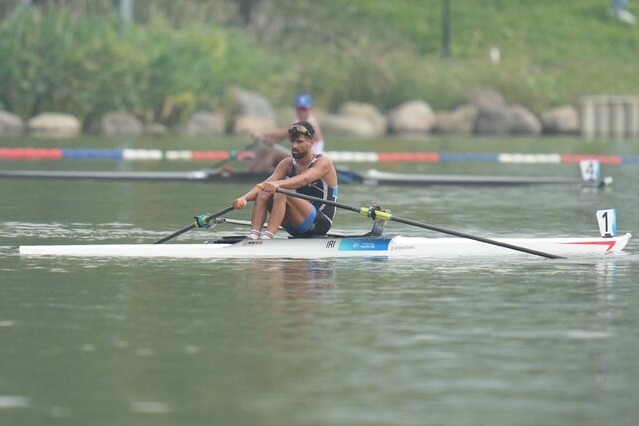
xmin=232 ymin=120 xmax=338 ymax=240
xmin=248 ymin=93 xmax=326 ymax=172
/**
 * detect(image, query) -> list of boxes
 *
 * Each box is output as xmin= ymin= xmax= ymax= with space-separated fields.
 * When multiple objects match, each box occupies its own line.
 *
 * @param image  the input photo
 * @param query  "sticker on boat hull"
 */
xmin=338 ymin=238 xmax=391 ymax=251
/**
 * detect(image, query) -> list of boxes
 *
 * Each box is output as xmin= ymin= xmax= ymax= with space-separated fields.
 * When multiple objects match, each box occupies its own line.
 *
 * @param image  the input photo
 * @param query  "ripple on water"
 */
xmin=129 ymin=401 xmax=171 ymax=414
xmin=0 ymin=396 xmax=30 ymax=409
xmin=1 ymin=221 xmax=166 ymax=242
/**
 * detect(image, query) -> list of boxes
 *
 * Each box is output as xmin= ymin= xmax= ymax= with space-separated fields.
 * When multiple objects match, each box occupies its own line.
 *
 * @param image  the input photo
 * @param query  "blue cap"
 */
xmin=294 ymin=93 xmax=313 ymax=109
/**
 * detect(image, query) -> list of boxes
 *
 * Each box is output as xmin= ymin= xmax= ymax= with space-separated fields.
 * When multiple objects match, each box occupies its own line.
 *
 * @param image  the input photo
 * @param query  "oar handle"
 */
xmin=275 ymin=188 xmax=361 ymax=213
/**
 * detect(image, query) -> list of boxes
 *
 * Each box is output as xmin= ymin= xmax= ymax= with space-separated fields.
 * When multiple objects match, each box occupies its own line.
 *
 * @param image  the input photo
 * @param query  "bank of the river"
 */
xmin=1 ymin=1 xmax=638 ymax=126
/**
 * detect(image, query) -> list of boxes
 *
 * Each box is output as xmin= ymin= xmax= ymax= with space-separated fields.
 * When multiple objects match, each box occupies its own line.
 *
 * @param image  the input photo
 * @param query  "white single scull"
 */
xmin=18 ymin=233 xmax=631 ymax=259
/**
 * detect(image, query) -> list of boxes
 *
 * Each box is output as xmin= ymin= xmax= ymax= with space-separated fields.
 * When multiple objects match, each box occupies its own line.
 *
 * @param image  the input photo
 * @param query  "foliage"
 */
xmin=0 ymin=7 xmax=146 ymax=122
xmin=0 ymin=0 xmax=638 ymax=124
xmin=0 ymin=5 xmax=282 ymax=125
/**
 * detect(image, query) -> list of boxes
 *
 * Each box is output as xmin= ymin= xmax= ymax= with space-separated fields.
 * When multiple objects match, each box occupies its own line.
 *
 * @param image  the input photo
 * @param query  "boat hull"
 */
xmin=18 ymin=233 xmax=631 ymax=259
xmin=0 ymin=168 xmax=609 ymax=187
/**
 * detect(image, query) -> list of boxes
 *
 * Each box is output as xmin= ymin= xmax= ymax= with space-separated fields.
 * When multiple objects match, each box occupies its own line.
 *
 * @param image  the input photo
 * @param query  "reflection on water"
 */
xmin=237 ymin=259 xmax=337 ymax=298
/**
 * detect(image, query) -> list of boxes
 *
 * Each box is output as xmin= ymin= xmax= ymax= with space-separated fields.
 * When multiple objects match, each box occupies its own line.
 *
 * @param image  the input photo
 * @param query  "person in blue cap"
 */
xmin=249 ymin=93 xmax=325 ymax=172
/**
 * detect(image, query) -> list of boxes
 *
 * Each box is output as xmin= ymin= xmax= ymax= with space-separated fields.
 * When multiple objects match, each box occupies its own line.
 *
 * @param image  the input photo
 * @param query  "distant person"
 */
xmin=611 ymin=0 xmax=637 ymax=24
xmin=248 ymin=93 xmax=325 ymax=172
xmin=232 ymin=121 xmax=338 ymax=240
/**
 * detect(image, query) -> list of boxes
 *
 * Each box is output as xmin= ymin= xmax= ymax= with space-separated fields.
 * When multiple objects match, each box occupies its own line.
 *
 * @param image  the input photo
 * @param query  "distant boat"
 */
xmin=0 ymin=164 xmax=611 ymax=188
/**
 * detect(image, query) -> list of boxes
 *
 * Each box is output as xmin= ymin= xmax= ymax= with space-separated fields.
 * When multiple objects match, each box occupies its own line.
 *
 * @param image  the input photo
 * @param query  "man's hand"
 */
xmin=232 ymin=197 xmax=248 ymax=209
xmin=258 ymin=181 xmax=281 ymax=193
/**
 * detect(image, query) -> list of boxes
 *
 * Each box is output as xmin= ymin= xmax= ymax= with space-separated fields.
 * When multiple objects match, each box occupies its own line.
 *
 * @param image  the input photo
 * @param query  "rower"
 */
xmin=230 ymin=121 xmax=339 ymax=240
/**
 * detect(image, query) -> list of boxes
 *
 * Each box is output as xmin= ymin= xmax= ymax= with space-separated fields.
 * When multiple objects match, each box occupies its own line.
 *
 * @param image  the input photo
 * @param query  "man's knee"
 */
xmin=256 ymin=191 xmax=272 ymax=204
xmin=273 ymin=192 xmax=287 ymax=204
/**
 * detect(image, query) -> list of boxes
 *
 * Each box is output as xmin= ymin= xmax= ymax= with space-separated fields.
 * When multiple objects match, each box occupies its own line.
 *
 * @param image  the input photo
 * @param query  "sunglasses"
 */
xmin=288 ymin=124 xmax=312 ymax=139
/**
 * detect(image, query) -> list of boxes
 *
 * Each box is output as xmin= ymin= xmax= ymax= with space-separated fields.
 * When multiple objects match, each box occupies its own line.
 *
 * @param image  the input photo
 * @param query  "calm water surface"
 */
xmin=1 ymin=150 xmax=638 ymax=425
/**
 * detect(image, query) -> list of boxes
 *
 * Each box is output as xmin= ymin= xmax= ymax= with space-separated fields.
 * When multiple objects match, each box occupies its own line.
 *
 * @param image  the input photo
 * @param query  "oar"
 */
xmin=257 ymin=138 xmax=291 ymax=156
xmin=153 ymin=206 xmax=235 ymax=244
xmin=272 ymin=187 xmax=564 ymax=259
xmin=210 ymin=140 xmax=263 ymax=169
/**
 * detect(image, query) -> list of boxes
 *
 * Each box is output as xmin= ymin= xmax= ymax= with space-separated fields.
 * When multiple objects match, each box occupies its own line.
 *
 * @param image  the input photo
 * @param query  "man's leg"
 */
xmin=264 ymin=192 xmax=288 ymax=236
xmin=250 ymin=190 xmax=273 ymax=238
xmin=265 ymin=195 xmax=315 ymax=236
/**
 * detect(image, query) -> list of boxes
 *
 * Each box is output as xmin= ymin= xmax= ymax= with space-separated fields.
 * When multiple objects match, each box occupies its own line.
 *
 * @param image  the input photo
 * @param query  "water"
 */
xmin=1 ymin=150 xmax=638 ymax=425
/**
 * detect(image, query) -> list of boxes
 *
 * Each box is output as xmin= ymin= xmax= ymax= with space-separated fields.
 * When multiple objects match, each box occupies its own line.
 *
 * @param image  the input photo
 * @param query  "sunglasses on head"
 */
xmin=288 ymin=124 xmax=312 ymax=139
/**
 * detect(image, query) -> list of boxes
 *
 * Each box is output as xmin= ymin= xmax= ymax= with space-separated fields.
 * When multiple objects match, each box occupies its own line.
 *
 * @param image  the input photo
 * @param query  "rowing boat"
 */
xmin=18 ymin=232 xmax=631 ymax=259
xmin=18 ymin=185 xmax=629 ymax=260
xmin=18 ymin=198 xmax=631 ymax=260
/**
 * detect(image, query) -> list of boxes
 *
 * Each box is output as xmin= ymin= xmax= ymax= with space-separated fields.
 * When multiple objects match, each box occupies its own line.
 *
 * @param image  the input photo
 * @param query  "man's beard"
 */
xmin=292 ymin=148 xmax=308 ymax=159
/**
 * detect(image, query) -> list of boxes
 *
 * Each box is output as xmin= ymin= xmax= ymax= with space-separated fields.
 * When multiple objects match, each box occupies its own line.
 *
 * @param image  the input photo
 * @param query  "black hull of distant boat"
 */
xmin=0 ymin=168 xmax=608 ymax=187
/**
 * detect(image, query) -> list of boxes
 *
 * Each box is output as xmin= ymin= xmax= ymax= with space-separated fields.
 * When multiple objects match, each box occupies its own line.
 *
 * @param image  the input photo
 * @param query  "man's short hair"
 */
xmin=288 ymin=121 xmax=315 ymax=140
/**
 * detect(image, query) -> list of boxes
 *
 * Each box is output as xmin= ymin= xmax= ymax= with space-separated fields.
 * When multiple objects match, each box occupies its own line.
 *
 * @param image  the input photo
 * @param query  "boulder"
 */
xmin=320 ymin=113 xmax=382 ymax=137
xmin=463 ymin=87 xmax=543 ymax=136
xmin=145 ymin=123 xmax=169 ymax=136
xmin=387 ymin=100 xmax=435 ymax=134
xmin=322 ymin=102 xmax=386 ymax=137
xmin=474 ymin=106 xmax=511 ymax=136
xmin=510 ymin=105 xmax=543 ymax=135
xmin=100 ymin=112 xmax=143 ymax=136
xmin=233 ymin=115 xmax=277 ymax=136
xmin=27 ymin=113 xmax=81 ymax=138
xmin=433 ymin=104 xmax=478 ymax=135
xmin=0 ymin=111 xmax=24 ymax=135
xmin=225 ymin=88 xmax=277 ymax=136
xmin=339 ymin=102 xmax=387 ymax=134
xmin=473 ymin=100 xmax=542 ymax=136
xmin=541 ymin=105 xmax=579 ymax=134
xmin=465 ymin=87 xmax=508 ymax=110
xmin=184 ymin=111 xmax=226 ymax=136
xmin=226 ymin=87 xmax=276 ymax=120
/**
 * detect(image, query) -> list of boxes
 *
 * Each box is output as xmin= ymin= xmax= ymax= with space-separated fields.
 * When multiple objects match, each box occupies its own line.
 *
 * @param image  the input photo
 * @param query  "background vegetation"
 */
xmin=0 ymin=0 xmax=637 ymax=127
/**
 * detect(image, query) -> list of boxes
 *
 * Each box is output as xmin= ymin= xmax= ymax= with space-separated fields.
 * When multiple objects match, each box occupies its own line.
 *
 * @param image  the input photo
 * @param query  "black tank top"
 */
xmin=287 ymin=154 xmax=338 ymax=220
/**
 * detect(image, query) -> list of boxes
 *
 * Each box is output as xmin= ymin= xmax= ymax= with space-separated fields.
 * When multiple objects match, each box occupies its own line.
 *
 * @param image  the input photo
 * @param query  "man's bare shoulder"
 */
xmin=271 ymin=157 xmax=293 ymax=176
xmin=276 ymin=157 xmax=293 ymax=168
xmin=316 ymin=154 xmax=335 ymax=166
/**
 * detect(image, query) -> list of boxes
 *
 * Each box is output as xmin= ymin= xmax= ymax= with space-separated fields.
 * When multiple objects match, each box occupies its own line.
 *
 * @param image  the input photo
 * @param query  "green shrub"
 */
xmin=1 ymin=0 xmax=638 ymax=124
xmin=0 ymin=7 xmax=147 ymax=123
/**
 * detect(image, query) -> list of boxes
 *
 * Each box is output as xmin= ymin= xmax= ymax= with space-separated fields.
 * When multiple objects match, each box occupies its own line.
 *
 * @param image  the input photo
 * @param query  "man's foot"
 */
xmin=261 ymin=231 xmax=275 ymax=240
